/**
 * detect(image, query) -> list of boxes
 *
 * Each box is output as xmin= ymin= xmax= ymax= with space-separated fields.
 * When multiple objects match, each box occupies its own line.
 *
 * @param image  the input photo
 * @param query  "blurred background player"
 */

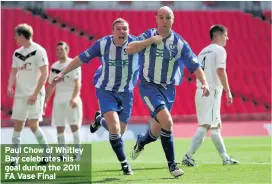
xmin=52 ymin=18 xmax=140 ymax=175
xmin=182 ymin=25 xmax=239 ymax=166
xmin=44 ymin=41 xmax=82 ymax=161
xmin=7 ymin=23 xmax=50 ymax=166
xmin=126 ymin=6 xmax=210 ymax=178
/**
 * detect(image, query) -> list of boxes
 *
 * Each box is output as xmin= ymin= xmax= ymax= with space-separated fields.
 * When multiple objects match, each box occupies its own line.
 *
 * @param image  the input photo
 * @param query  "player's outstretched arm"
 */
xmin=217 ymin=68 xmax=232 ymax=105
xmin=61 ymin=56 xmax=82 ymax=76
xmin=194 ymin=67 xmax=210 ymax=97
xmin=126 ymin=35 xmax=163 ymax=54
xmin=53 ymin=56 xmax=82 ymax=84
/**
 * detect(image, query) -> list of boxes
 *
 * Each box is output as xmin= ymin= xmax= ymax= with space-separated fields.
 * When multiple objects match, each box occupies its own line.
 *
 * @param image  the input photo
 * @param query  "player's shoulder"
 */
xmin=212 ymin=44 xmax=226 ymax=55
xmin=172 ymin=31 xmax=188 ymax=44
xmin=51 ymin=61 xmax=60 ymax=68
xmin=13 ymin=46 xmax=24 ymax=54
xmin=31 ymin=42 xmax=46 ymax=52
xmin=98 ymin=35 xmax=111 ymax=42
xmin=128 ymin=34 xmax=138 ymax=42
xmin=94 ymin=35 xmax=112 ymax=46
xmin=143 ymin=28 xmax=157 ymax=36
xmin=128 ymin=34 xmax=136 ymax=39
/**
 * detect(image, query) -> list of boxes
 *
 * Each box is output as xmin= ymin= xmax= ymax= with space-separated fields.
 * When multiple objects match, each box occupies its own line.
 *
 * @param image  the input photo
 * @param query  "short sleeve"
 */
xmin=180 ymin=42 xmax=201 ymax=73
xmin=215 ymin=48 xmax=227 ymax=69
xmin=37 ymin=49 xmax=49 ymax=67
xmin=12 ymin=52 xmax=18 ymax=68
xmin=72 ymin=66 xmax=81 ymax=80
xmin=78 ymin=40 xmax=101 ymax=64
xmin=135 ymin=29 xmax=151 ymax=41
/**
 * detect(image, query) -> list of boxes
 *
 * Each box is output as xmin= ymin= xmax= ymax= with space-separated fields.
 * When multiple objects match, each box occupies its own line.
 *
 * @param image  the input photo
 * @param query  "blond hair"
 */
xmin=112 ymin=18 xmax=128 ymax=30
xmin=15 ymin=23 xmax=33 ymax=40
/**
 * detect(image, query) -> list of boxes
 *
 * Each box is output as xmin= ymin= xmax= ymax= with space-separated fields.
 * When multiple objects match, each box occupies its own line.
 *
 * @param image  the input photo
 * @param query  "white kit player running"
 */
xmin=182 ymin=25 xmax=239 ymax=166
xmin=44 ymin=41 xmax=82 ymax=161
xmin=7 ymin=24 xmax=50 ymax=166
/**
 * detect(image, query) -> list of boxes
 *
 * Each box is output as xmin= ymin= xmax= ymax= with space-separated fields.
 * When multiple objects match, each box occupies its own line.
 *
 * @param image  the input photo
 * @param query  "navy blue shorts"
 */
xmin=96 ymin=88 xmax=133 ymax=124
xmin=139 ymin=81 xmax=175 ymax=118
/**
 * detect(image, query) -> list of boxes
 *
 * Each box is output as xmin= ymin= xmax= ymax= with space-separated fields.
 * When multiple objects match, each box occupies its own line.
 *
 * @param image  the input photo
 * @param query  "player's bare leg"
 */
xmin=182 ymin=124 xmax=210 ymax=167
xmin=210 ymin=125 xmax=239 ymax=165
xmin=90 ymin=110 xmax=128 ymax=136
xmin=70 ymin=124 xmax=81 ymax=161
xmin=104 ymin=111 xmax=133 ymax=175
xmin=120 ymin=122 xmax=128 ymax=136
xmin=10 ymin=120 xmax=25 ymax=166
xmin=28 ymin=119 xmax=50 ymax=165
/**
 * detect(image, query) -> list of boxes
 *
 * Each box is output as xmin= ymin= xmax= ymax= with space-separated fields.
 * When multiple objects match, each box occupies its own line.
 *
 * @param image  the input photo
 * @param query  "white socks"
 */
xmin=33 ymin=128 xmax=50 ymax=156
xmin=57 ymin=132 xmax=66 ymax=156
xmin=211 ymin=129 xmax=230 ymax=161
xmin=186 ymin=127 xmax=230 ymax=161
xmin=186 ymin=127 xmax=208 ymax=158
xmin=12 ymin=130 xmax=21 ymax=160
xmin=73 ymin=130 xmax=81 ymax=156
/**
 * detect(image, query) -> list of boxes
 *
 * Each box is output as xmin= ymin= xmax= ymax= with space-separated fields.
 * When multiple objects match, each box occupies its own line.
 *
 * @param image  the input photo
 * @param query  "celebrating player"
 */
xmin=53 ymin=18 xmax=140 ymax=175
xmin=126 ymin=6 xmax=210 ymax=178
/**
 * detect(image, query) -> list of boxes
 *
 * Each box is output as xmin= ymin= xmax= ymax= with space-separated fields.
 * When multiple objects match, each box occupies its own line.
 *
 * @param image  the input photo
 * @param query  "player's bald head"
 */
xmin=157 ymin=6 xmax=174 ymax=18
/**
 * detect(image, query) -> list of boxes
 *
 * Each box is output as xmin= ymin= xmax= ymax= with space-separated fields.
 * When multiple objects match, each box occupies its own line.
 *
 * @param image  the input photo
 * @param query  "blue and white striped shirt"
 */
xmin=79 ymin=35 xmax=139 ymax=92
xmin=137 ymin=28 xmax=200 ymax=85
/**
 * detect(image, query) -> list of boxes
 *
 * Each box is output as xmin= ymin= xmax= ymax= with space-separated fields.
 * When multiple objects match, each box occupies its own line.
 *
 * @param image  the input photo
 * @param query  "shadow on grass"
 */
xmin=93 ymin=166 xmax=165 ymax=173
xmin=92 ymin=177 xmax=120 ymax=183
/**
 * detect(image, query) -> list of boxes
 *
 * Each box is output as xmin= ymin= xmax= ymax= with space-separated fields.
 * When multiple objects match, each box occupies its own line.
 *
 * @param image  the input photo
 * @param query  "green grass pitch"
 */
xmin=1 ymin=136 xmax=271 ymax=184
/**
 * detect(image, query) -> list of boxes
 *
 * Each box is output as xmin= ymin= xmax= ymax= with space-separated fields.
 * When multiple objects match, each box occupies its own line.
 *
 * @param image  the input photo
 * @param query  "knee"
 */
xmin=104 ymin=111 xmax=120 ymax=134
xmin=28 ymin=123 xmax=38 ymax=132
xmin=14 ymin=126 xmax=23 ymax=132
xmin=13 ymin=121 xmax=24 ymax=132
xmin=160 ymin=116 xmax=173 ymax=131
xmin=57 ymin=127 xmax=65 ymax=134
xmin=70 ymin=125 xmax=79 ymax=133
xmin=108 ymin=122 xmax=120 ymax=134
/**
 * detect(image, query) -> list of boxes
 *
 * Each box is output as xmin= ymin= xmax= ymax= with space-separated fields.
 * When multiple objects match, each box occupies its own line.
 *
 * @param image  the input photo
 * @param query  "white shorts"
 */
xmin=12 ymin=93 xmax=45 ymax=122
xmin=52 ymin=98 xmax=83 ymax=127
xmin=195 ymin=88 xmax=222 ymax=128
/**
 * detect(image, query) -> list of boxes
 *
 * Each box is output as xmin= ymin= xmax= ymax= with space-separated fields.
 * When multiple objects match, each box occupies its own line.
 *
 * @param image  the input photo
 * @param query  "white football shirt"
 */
xmin=48 ymin=58 xmax=81 ymax=102
xmin=197 ymin=43 xmax=227 ymax=90
xmin=12 ymin=42 xmax=49 ymax=97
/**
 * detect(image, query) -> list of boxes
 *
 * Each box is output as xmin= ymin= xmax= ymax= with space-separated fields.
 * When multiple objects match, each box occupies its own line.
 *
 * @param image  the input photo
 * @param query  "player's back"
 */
xmin=197 ymin=44 xmax=226 ymax=90
xmin=50 ymin=58 xmax=81 ymax=102
xmin=13 ymin=42 xmax=48 ymax=97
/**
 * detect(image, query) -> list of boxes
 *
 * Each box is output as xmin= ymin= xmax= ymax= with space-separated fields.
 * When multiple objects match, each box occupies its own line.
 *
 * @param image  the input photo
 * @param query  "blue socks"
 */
xmin=109 ymin=133 xmax=126 ymax=163
xmin=138 ymin=127 xmax=158 ymax=147
xmin=160 ymin=128 xmax=175 ymax=167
